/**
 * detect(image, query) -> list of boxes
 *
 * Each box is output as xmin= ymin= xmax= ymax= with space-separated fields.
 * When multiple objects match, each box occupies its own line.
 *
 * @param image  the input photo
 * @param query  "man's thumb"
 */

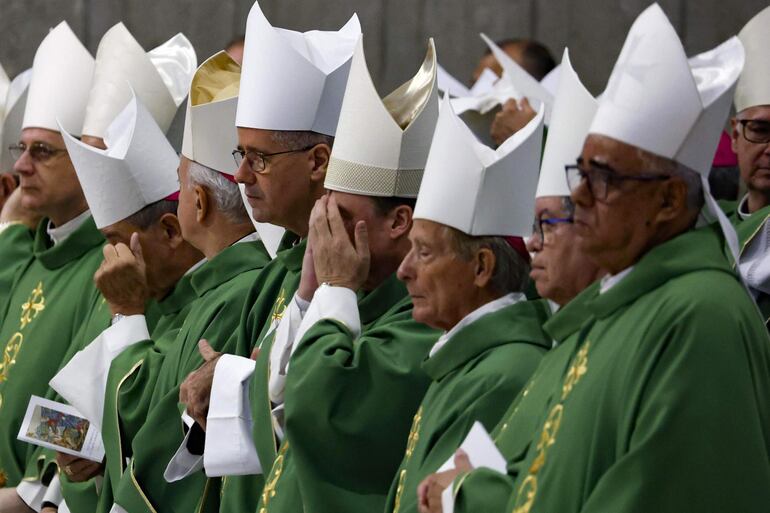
xmin=198 ymin=339 xmax=217 ymax=361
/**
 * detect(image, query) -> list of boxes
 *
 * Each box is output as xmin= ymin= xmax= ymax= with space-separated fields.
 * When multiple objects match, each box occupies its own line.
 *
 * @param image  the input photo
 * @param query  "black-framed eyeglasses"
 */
xmin=8 ymin=142 xmax=67 ymax=163
xmin=737 ymin=119 xmax=770 ymax=145
xmin=232 ymin=145 xmax=316 ymax=174
xmin=565 ymin=162 xmax=670 ymax=201
xmin=532 ymin=216 xmax=573 ymax=244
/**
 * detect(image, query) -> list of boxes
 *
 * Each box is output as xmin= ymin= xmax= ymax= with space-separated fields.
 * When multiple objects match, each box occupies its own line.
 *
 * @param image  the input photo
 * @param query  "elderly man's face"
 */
xmin=14 ymin=128 xmax=85 ymax=220
xmin=398 ymin=219 xmax=481 ymax=331
xmin=235 ymin=127 xmax=322 ymax=232
xmin=527 ymin=197 xmax=602 ymax=305
xmin=571 ymin=134 xmax=681 ymax=275
xmin=731 ymin=105 xmax=770 ymax=196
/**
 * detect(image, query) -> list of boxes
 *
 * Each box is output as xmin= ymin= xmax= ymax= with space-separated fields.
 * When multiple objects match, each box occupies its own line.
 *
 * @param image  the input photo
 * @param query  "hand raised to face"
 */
xmin=95 ymin=232 xmax=149 ymax=316
xmin=309 ymin=195 xmax=370 ymax=291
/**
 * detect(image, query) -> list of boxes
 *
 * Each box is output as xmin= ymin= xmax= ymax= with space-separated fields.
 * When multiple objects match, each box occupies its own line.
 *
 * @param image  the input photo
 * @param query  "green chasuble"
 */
xmin=111 ymin=239 xmax=271 ymax=513
xmin=257 ymin=274 xmax=439 ymax=513
xmin=448 ymin=289 xmax=593 ymax=512
xmin=58 ymin=262 xmax=201 ymax=513
xmin=733 ymin=204 xmax=770 ymax=324
xmin=0 ymin=224 xmax=34 ymax=316
xmin=717 ymin=198 xmax=741 ymax=225
xmin=0 ymin=216 xmax=106 ymax=488
xmin=470 ymin=224 xmax=770 ymax=513
xmin=217 ymin=235 xmax=305 ymax=513
xmin=384 ymin=298 xmax=552 ymax=513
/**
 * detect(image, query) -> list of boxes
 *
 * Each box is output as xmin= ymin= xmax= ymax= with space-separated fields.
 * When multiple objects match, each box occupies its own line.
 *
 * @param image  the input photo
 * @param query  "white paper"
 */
xmin=18 ymin=396 xmax=105 ymax=463
xmin=439 ymin=421 xmax=506 ymax=513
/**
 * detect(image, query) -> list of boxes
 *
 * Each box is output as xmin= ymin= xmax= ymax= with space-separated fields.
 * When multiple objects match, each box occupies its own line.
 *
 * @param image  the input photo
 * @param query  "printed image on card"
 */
xmin=18 ymin=396 xmax=105 ymax=462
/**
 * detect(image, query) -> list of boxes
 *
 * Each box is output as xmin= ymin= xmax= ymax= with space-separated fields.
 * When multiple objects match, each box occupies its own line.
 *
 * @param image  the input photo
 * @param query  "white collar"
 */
xmin=738 ymin=194 xmax=751 ymax=221
xmin=738 ymin=215 xmax=770 ymax=296
xmin=46 ymin=210 xmax=92 ymax=246
xmin=184 ymin=258 xmax=208 ymax=276
xmin=599 ymin=266 xmax=634 ymax=294
xmin=234 ymin=231 xmax=260 ymax=245
xmin=428 ymin=292 xmax=526 ymax=359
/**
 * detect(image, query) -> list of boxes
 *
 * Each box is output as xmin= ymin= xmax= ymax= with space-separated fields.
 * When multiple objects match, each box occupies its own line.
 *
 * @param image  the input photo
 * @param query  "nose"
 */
xmin=397 ymin=250 xmax=414 ymax=283
xmin=234 ymin=157 xmax=254 ymax=185
xmin=571 ymin=175 xmax=593 ymax=208
xmin=13 ymin=147 xmax=34 ymax=176
xmin=526 ymin=233 xmax=542 ymax=253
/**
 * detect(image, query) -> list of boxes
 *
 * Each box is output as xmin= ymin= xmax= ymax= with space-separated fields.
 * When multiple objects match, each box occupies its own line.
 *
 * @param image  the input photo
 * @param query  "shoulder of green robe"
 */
xmin=717 ymin=198 xmax=739 ymax=224
xmin=32 ymin=215 xmax=105 ymax=269
xmin=189 ymin=240 xmax=270 ymax=299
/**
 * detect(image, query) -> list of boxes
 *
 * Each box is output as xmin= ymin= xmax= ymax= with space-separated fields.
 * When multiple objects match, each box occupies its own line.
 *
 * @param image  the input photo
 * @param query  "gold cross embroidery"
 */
xmin=20 ymin=282 xmax=45 ymax=329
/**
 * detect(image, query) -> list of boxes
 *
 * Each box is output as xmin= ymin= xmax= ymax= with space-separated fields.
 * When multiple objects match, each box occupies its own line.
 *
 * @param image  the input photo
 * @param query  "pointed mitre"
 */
xmin=414 ymin=95 xmax=544 ymax=237
xmin=0 ymin=69 xmax=32 ymax=171
xmin=589 ymin=3 xmax=744 ymax=176
xmin=734 ymin=6 xmax=770 ymax=113
xmin=324 ymin=37 xmax=439 ymax=198
xmin=60 ymin=93 xmax=179 ymax=228
xmin=83 ymin=23 xmax=196 ymax=139
xmin=22 ymin=22 xmax=95 ymax=135
xmin=235 ymin=0 xmax=361 ymax=136
xmin=182 ymin=51 xmax=240 ymax=176
xmin=536 ymin=49 xmax=597 ymax=198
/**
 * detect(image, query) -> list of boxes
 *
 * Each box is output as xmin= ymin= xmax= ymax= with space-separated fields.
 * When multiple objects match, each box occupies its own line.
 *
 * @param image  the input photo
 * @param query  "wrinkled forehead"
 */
xmin=581 ymin=133 xmax=656 ymax=174
xmin=20 ymin=127 xmax=64 ymax=146
xmin=736 ymin=104 xmax=770 ymax=121
xmin=534 ymin=196 xmax=570 ymax=218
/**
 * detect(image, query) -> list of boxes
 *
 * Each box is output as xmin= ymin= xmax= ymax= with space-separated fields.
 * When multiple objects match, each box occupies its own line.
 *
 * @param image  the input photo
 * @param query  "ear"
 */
xmin=730 ymin=117 xmax=740 ymax=153
xmin=158 ymin=213 xmax=185 ymax=249
xmin=308 ymin=144 xmax=331 ymax=184
xmin=389 ymin=205 xmax=414 ymax=240
xmin=194 ymin=185 xmax=209 ymax=224
xmin=473 ymin=247 xmax=496 ymax=289
xmin=656 ymin=177 xmax=688 ymax=224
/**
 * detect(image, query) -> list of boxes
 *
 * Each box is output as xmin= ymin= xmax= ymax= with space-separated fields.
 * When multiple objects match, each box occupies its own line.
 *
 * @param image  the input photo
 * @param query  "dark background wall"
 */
xmin=1 ymin=0 xmax=767 ymax=95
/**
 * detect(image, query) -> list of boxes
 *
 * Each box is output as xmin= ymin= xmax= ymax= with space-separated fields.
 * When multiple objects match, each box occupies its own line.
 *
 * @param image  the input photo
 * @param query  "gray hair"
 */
xmin=124 ymin=199 xmax=178 ymax=230
xmin=270 ymin=130 xmax=334 ymax=150
xmin=186 ymin=160 xmax=250 ymax=224
xmin=635 ymin=148 xmax=704 ymax=211
xmin=442 ymin=226 xmax=530 ymax=295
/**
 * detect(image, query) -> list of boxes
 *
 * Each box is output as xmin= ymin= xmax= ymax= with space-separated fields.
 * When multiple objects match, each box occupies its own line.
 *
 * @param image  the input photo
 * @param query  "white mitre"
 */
xmin=181 ymin=51 xmax=240 ymax=176
xmin=0 ymin=69 xmax=32 ymax=171
xmin=324 ymin=37 xmax=439 ymax=198
xmin=83 ymin=22 xmax=197 ymax=139
xmin=536 ymin=49 xmax=597 ymax=198
xmin=414 ymin=95 xmax=544 ymax=237
xmin=235 ymin=0 xmax=361 ymax=136
xmin=734 ymin=6 xmax=770 ymax=113
xmin=589 ymin=3 xmax=745 ymax=256
xmin=60 ymin=93 xmax=180 ymax=228
xmin=22 ymin=21 xmax=95 ymax=136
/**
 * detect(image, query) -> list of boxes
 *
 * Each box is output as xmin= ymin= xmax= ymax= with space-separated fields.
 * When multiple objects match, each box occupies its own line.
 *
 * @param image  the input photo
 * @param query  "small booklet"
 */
xmin=17 ymin=395 xmax=105 ymax=462
xmin=439 ymin=421 xmax=506 ymax=513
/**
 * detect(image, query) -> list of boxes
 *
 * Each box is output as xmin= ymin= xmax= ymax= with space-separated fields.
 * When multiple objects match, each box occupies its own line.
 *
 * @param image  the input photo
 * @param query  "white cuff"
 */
xmin=292 ymin=284 xmax=361 ymax=356
xmin=17 ymin=480 xmax=46 ymax=512
xmin=204 ymin=355 xmax=262 ymax=476
xmin=59 ymin=500 xmax=71 ymax=513
xmin=49 ymin=315 xmax=149 ymax=430
xmin=164 ymin=413 xmax=203 ymax=483
xmin=268 ymin=293 xmax=307 ymax=404
xmin=42 ymin=475 xmax=62 ymax=506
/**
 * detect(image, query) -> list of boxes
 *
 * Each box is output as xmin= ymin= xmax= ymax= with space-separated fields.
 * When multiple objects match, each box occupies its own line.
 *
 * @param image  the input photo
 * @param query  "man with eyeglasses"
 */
xmin=416 ymin=49 xmax=604 ymax=513
xmin=719 ymin=6 xmax=770 ymax=325
xmin=0 ymin=24 xmax=108 ymax=513
xmin=421 ymin=6 xmax=770 ymax=513
xmin=166 ymin=3 xmax=361 ymax=511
